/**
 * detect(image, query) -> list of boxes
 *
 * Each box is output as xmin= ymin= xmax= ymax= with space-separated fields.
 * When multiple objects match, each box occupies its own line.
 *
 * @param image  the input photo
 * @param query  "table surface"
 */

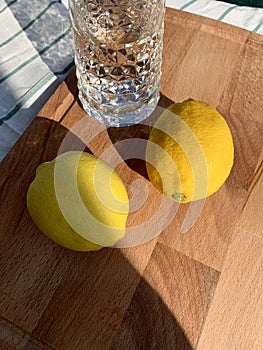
xmin=0 ymin=8 xmax=263 ymax=350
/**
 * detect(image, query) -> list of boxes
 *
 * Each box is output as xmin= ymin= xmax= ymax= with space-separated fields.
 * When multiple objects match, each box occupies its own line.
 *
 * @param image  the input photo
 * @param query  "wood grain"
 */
xmin=0 ymin=8 xmax=262 ymax=350
xmin=112 ymin=243 xmax=220 ymax=349
xmin=197 ymin=228 xmax=263 ymax=350
xmin=238 ymin=150 xmax=263 ymax=237
xmin=161 ymin=10 xmax=249 ymax=106
xmin=32 ymin=244 xmax=157 ymax=349
xmin=0 ymin=316 xmax=56 ymax=350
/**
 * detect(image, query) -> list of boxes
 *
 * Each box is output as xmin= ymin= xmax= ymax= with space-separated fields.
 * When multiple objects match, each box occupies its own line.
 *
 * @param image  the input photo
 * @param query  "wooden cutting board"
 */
xmin=0 ymin=8 xmax=262 ymax=350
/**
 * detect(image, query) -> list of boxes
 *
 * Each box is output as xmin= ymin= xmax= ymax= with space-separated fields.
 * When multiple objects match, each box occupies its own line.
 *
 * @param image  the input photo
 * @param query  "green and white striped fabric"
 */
xmin=0 ymin=0 xmax=74 ymax=160
xmin=0 ymin=0 xmax=263 ymax=161
xmin=167 ymin=0 xmax=263 ymax=33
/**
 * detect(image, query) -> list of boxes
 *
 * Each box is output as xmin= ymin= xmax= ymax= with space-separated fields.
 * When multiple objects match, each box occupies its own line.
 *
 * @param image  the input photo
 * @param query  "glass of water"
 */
xmin=68 ymin=0 xmax=165 ymax=127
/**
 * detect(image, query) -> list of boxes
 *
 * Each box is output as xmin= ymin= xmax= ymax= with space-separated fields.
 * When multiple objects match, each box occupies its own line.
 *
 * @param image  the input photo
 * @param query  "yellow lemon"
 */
xmin=146 ymin=99 xmax=234 ymax=203
xmin=27 ymin=151 xmax=129 ymax=251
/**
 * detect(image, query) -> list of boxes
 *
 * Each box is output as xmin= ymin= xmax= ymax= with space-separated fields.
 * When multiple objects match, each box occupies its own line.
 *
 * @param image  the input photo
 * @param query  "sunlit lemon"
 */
xmin=146 ymin=99 xmax=234 ymax=203
xmin=27 ymin=151 xmax=129 ymax=251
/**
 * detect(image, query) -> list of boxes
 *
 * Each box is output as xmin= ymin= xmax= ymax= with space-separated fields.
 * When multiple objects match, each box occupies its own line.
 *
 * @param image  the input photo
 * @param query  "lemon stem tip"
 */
xmin=172 ymin=193 xmax=185 ymax=201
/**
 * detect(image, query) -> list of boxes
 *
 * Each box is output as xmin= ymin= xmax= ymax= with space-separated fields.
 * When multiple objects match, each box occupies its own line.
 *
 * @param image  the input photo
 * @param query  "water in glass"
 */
xmin=69 ymin=0 xmax=164 ymax=126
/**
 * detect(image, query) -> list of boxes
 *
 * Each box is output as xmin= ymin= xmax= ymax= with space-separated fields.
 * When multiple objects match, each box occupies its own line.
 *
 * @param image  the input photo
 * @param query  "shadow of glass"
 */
xmin=0 ymin=116 xmax=193 ymax=350
xmin=106 ymin=93 xmax=175 ymax=179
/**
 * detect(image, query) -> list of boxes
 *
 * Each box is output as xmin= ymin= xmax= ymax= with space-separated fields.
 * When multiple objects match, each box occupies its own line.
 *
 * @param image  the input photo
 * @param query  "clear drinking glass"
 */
xmin=68 ymin=0 xmax=165 ymax=127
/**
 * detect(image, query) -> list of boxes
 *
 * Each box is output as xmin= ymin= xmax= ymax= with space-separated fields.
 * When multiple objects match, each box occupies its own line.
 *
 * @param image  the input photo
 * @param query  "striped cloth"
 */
xmin=0 ymin=0 xmax=74 ymax=160
xmin=220 ymin=0 xmax=263 ymax=8
xmin=0 ymin=0 xmax=263 ymax=161
xmin=167 ymin=0 xmax=263 ymax=32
